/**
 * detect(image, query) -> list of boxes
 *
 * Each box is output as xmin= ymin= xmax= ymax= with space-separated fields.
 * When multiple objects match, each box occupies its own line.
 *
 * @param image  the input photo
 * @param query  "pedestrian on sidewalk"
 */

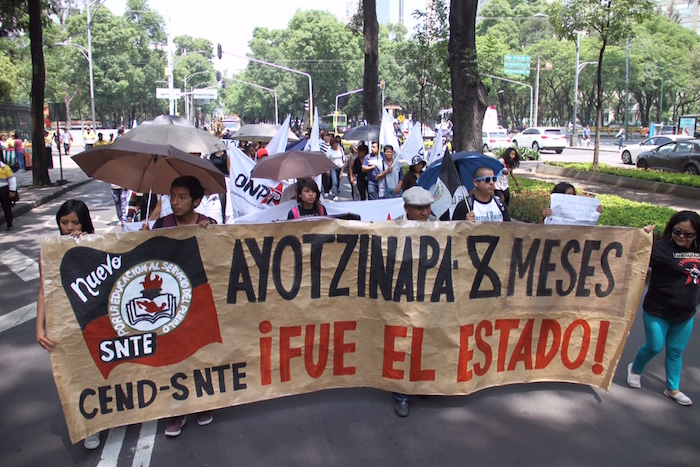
xmin=627 ymin=211 xmax=700 ymax=406
xmin=0 ymin=160 xmax=17 ymax=230
xmin=615 ymin=127 xmax=625 ymax=149
xmin=12 ymin=132 xmax=25 ymax=172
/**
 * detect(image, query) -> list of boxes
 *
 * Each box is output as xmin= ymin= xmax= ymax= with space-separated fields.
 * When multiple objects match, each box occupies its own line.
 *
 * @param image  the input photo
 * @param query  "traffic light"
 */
xmin=217 ymin=43 xmax=222 ymax=60
xmin=304 ymin=99 xmax=309 ymax=111
xmin=215 ymin=70 xmax=222 ymax=82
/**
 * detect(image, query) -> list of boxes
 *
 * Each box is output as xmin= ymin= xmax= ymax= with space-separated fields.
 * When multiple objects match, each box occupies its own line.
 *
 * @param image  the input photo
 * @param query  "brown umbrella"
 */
xmin=122 ymin=115 xmax=228 ymax=154
xmin=250 ymin=150 xmax=338 ymax=180
xmin=72 ymin=139 xmax=226 ymax=195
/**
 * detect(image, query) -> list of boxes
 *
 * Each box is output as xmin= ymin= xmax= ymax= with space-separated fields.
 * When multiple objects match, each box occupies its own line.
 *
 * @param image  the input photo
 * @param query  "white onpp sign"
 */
xmin=155 ymin=88 xmax=183 ymax=99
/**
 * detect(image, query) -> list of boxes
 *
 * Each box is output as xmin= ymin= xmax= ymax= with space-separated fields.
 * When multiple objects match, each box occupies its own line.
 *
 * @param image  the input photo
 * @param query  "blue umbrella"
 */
xmin=418 ymin=151 xmax=504 ymax=192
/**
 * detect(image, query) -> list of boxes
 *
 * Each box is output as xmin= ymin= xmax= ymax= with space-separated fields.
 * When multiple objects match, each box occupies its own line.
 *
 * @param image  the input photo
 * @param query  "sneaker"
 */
xmin=6 ymin=224 xmax=13 ymax=231
xmin=165 ymin=416 xmax=187 ymax=437
xmin=83 ymin=434 xmax=100 ymax=450
xmin=197 ymin=411 xmax=213 ymax=426
xmin=333 ymin=196 xmax=339 ymax=201
xmin=664 ymin=389 xmax=693 ymax=406
xmin=626 ymin=363 xmax=641 ymax=388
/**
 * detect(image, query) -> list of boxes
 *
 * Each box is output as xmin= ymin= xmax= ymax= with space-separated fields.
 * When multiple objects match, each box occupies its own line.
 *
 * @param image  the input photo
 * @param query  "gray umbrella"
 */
xmin=122 ymin=115 xmax=228 ymax=154
xmin=232 ymin=123 xmax=300 ymax=143
xmin=341 ymin=124 xmax=380 ymax=142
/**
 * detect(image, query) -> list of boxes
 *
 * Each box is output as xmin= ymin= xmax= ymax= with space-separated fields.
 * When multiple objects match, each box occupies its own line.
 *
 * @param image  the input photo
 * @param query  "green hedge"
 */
xmin=546 ymin=162 xmax=700 ymax=189
xmin=493 ymin=146 xmax=540 ymax=161
xmin=509 ymin=178 xmax=676 ymax=237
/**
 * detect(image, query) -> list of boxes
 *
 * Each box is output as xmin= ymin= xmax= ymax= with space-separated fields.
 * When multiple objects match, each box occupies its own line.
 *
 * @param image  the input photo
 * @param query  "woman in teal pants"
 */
xmin=627 ymin=211 xmax=700 ymax=405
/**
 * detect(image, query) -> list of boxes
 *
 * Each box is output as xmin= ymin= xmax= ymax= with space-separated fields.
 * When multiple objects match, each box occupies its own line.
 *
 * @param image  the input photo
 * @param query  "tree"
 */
xmin=29 ymin=0 xmax=50 ymax=186
xmin=449 ymin=0 xmax=488 ymax=152
xmin=550 ymin=0 xmax=655 ymax=170
xmin=362 ymin=0 xmax=380 ymax=125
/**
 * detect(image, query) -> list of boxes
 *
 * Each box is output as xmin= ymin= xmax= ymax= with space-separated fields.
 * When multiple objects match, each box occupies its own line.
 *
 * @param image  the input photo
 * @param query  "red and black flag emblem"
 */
xmin=60 ymin=236 xmax=222 ymax=378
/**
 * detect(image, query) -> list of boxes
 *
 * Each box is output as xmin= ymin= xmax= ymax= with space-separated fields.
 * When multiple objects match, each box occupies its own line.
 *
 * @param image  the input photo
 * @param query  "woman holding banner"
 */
xmin=36 ymin=200 xmax=101 ymax=449
xmin=627 ymin=211 xmax=700 ymax=406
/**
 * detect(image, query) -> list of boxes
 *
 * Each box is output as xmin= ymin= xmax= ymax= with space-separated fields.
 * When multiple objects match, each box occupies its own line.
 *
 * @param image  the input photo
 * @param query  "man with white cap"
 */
xmin=396 ymin=186 xmax=436 ymax=221
xmin=392 ymin=186 xmax=436 ymax=417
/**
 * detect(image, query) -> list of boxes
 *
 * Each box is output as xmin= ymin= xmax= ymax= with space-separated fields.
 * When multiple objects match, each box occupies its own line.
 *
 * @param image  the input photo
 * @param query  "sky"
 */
xmin=102 ymin=0 xmax=427 ymax=75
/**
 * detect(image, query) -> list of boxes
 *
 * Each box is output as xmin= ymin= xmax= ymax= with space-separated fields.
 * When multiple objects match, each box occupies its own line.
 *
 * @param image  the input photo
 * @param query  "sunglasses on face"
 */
xmin=672 ymin=228 xmax=696 ymax=239
xmin=475 ymin=176 xmax=497 ymax=183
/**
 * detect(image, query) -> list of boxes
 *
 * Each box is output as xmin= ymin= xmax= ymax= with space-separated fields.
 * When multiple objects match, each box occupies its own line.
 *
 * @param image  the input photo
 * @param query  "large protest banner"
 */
xmin=41 ymin=220 xmax=652 ymax=443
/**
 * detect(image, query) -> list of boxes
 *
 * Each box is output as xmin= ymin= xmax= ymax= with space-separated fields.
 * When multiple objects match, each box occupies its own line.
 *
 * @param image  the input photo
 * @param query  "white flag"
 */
xmin=427 ymin=132 xmax=444 ymax=165
xmin=304 ymin=108 xmax=320 ymax=152
xmin=266 ymin=114 xmax=291 ymax=156
xmin=379 ymin=108 xmax=400 ymax=151
xmin=399 ymin=122 xmax=425 ymax=164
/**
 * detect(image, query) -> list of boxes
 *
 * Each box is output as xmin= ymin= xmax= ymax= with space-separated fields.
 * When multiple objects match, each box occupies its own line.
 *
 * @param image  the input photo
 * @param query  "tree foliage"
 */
xmin=550 ymin=0 xmax=655 ymax=169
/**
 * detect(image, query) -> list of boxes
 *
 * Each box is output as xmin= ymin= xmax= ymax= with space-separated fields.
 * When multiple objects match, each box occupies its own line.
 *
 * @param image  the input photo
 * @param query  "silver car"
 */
xmin=620 ymin=135 xmax=692 ymax=164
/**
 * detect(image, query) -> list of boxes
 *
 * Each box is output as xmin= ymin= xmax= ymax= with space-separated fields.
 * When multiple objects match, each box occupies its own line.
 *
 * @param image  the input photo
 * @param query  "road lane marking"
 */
xmin=0 ymin=248 xmax=40 ymax=281
xmin=132 ymin=421 xmax=158 ymax=467
xmin=96 ymin=426 xmax=127 ymax=467
xmin=0 ymin=302 xmax=36 ymax=334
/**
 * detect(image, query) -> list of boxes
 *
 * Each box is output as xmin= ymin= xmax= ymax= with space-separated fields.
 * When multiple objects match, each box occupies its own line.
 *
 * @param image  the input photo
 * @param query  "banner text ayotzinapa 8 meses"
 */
xmin=41 ymin=220 xmax=652 ymax=442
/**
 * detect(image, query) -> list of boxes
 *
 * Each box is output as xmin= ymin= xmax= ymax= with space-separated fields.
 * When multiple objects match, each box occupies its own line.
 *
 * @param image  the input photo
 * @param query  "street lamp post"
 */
xmin=183 ymin=71 xmax=211 ymax=122
xmin=335 ymin=88 xmax=364 ymax=115
xmin=229 ymin=78 xmax=279 ymax=125
xmin=218 ymin=47 xmax=313 ymax=126
xmin=85 ymin=0 xmax=106 ymax=128
xmin=483 ymin=73 xmax=533 ymax=128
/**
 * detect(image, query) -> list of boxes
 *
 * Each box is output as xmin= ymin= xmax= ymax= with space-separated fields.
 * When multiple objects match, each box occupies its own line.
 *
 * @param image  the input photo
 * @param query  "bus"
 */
xmin=677 ymin=114 xmax=700 ymax=138
xmin=322 ymin=113 xmax=348 ymax=133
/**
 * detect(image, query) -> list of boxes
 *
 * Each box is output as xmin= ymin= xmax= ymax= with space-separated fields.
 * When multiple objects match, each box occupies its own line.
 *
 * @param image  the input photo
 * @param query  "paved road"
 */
xmin=2 ymin=177 xmax=700 ymax=466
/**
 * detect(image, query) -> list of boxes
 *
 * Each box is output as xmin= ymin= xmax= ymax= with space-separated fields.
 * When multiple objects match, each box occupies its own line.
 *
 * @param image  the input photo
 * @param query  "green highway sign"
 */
xmin=504 ymin=55 xmax=531 ymax=76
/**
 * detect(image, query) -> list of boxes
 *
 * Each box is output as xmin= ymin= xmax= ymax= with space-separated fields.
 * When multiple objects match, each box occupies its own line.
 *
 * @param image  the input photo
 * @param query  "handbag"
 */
xmin=10 ymin=190 xmax=19 ymax=206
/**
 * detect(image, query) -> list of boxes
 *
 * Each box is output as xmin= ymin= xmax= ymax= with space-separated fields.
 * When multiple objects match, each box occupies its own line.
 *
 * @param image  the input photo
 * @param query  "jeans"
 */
xmin=16 ymin=149 xmax=25 ymax=171
xmin=0 ymin=185 xmax=13 ymax=227
xmin=383 ymin=187 xmax=401 ymax=199
xmin=111 ymin=188 xmax=127 ymax=223
xmin=368 ymin=183 xmax=378 ymax=200
xmin=632 ymin=311 xmax=694 ymax=391
xmin=330 ymin=168 xmax=341 ymax=198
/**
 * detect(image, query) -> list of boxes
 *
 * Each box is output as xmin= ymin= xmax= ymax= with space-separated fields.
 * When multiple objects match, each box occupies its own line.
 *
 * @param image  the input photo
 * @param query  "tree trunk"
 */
xmin=449 ymin=0 xmax=488 ymax=152
xmin=593 ymin=40 xmax=607 ymax=172
xmin=29 ymin=0 xmax=50 ymax=186
xmin=362 ymin=0 xmax=380 ymax=125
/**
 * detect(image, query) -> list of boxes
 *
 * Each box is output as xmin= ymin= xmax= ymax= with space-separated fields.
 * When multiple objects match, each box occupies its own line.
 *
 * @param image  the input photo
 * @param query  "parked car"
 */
xmin=620 ymin=135 xmax=692 ymax=164
xmin=482 ymin=130 xmax=511 ymax=152
xmin=511 ymin=127 xmax=568 ymax=153
xmin=636 ymin=138 xmax=700 ymax=175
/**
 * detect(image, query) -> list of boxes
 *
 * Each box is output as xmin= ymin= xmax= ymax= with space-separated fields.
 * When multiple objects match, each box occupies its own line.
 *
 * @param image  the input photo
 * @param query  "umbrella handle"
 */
xmin=145 ymin=155 xmax=157 ymax=221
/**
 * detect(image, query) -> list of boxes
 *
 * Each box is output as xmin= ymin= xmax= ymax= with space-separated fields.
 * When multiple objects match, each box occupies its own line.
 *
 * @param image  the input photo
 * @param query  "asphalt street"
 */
xmin=1 ymin=143 xmax=699 ymax=466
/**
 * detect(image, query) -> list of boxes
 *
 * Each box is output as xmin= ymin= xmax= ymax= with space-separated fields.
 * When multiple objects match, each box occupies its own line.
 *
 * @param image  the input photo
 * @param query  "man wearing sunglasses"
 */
xmin=464 ymin=167 xmax=510 ymax=222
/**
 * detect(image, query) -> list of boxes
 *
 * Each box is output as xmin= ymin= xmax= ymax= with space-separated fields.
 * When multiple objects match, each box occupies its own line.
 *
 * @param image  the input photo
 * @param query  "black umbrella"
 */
xmin=342 ymin=124 xmax=380 ymax=142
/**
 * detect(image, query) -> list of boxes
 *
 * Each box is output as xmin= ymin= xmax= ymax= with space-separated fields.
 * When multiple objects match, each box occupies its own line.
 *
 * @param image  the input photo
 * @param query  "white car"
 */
xmin=512 ymin=127 xmax=568 ymax=153
xmin=482 ymin=130 xmax=511 ymax=152
xmin=620 ymin=135 xmax=693 ymax=165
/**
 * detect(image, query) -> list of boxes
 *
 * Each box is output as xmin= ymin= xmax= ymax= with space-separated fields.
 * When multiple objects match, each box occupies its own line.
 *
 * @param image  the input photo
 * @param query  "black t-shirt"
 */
xmin=287 ymin=204 xmax=327 ymax=219
xmin=643 ymin=240 xmax=700 ymax=323
xmin=352 ymin=156 xmax=367 ymax=181
xmin=209 ymin=152 xmax=229 ymax=175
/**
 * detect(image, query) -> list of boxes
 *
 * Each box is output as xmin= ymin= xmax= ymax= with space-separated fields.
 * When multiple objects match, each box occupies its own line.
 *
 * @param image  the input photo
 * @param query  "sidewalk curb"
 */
xmin=1 ymin=178 xmax=93 ymax=225
xmin=536 ymin=164 xmax=700 ymax=200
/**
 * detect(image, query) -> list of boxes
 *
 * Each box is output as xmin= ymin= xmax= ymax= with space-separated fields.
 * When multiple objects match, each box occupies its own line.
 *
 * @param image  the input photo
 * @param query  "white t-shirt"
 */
xmin=159 ymin=194 xmax=223 ymax=225
xmin=494 ymin=158 xmax=510 ymax=191
xmin=472 ymin=197 xmax=504 ymax=222
xmin=326 ymin=146 xmax=345 ymax=168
